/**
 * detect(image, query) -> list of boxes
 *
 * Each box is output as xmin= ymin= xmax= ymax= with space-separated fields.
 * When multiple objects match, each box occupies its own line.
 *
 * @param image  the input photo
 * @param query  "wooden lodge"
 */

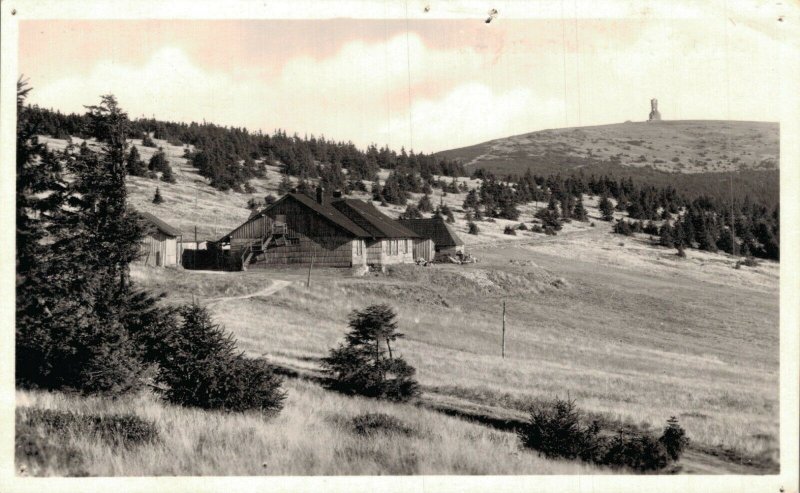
xmin=217 ymin=188 xmax=420 ymax=270
xmin=138 ymin=212 xmax=182 ymax=267
xmin=398 ymin=216 xmax=466 ymax=261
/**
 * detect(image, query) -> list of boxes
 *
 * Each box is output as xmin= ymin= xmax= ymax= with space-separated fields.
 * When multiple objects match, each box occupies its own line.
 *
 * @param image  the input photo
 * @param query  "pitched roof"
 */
xmin=398 ymin=216 xmax=465 ymax=247
xmin=139 ymin=211 xmax=182 ymax=237
xmin=218 ymin=193 xmax=370 ymax=243
xmin=286 ymin=193 xmax=371 ymax=237
xmin=331 ymin=199 xmax=420 ymax=239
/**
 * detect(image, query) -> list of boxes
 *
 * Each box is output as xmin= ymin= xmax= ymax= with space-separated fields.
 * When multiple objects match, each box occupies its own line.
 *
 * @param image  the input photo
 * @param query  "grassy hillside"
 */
xmin=17 ymin=379 xmax=605 ymax=476
xmin=437 ymin=120 xmax=778 ymax=175
xmin=119 ymin=193 xmax=778 ymax=474
xmin=28 ymin=134 xmax=779 ymax=475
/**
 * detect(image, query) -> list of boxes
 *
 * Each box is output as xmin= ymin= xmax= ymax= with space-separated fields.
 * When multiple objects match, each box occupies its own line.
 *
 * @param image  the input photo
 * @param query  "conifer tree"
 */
xmin=599 ymin=193 xmax=614 ymax=221
xmin=573 ymin=195 xmax=589 ymax=221
xmin=153 ymin=187 xmax=164 ymax=204
xmin=125 ymin=146 xmax=147 ymax=177
xmin=418 ymin=193 xmax=433 ymax=213
xmin=322 ymin=304 xmax=419 ymax=401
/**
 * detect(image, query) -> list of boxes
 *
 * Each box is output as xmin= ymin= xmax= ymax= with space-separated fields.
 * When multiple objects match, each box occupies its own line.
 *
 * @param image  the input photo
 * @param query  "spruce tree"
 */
xmin=153 ymin=187 xmax=164 ymax=204
xmin=659 ymin=223 xmax=674 ymax=247
xmin=125 ymin=146 xmax=147 ymax=177
xmin=418 ymin=193 xmax=433 ymax=213
xmin=18 ymin=93 xmax=147 ymax=394
xmin=599 ymin=193 xmax=614 ymax=221
xmin=322 ymin=304 xmax=419 ymax=401
xmin=573 ymin=196 xmax=588 ymax=221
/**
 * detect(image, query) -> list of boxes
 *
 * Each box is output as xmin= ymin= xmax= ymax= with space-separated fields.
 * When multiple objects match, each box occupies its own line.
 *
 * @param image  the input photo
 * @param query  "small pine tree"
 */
xmin=156 ymin=304 xmax=285 ymax=412
xmin=659 ymin=417 xmax=689 ymax=461
xmin=599 ymin=194 xmax=614 ymax=221
xmin=400 ymin=204 xmax=422 ymax=220
xmin=277 ymin=174 xmax=292 ymax=195
xmin=659 ymin=223 xmax=674 ymax=247
xmin=322 ymin=304 xmax=419 ymax=401
xmin=125 ymin=146 xmax=147 ymax=177
xmin=152 ymin=187 xmax=164 ymax=204
xmin=160 ymin=165 xmax=176 ymax=183
xmin=573 ymin=196 xmax=588 ymax=221
xmin=418 ymin=194 xmax=433 ymax=213
xmin=141 ymin=132 xmax=157 ymax=148
xmin=468 ymin=221 xmax=480 ymax=235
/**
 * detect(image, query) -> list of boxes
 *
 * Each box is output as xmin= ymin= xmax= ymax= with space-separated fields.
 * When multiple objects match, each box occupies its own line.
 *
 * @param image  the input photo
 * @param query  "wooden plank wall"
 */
xmin=232 ymin=198 xmax=359 ymax=268
xmin=138 ymin=232 xmax=178 ymax=267
xmin=412 ymin=238 xmax=435 ymax=261
xmin=378 ymin=238 xmax=415 ymax=265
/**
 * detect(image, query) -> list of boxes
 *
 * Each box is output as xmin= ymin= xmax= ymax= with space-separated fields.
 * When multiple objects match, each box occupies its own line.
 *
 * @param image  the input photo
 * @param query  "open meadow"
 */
xmin=119 ymin=209 xmax=779 ymax=474
xmin=20 ymin=134 xmax=780 ymax=476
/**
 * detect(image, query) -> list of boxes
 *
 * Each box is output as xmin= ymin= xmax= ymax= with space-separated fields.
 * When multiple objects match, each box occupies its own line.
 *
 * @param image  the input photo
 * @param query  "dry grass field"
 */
xmin=23 ymin=134 xmax=779 ymax=475
xmin=16 ymin=380 xmax=603 ymax=476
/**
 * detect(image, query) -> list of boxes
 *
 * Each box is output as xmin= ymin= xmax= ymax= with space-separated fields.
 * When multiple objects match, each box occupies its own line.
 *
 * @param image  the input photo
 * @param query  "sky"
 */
xmin=18 ymin=12 xmax=786 ymax=153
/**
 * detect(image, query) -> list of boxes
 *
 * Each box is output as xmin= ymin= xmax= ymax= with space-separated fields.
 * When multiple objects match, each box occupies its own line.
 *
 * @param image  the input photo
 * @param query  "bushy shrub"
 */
xmin=659 ymin=416 xmax=689 ymax=461
xmin=155 ymin=304 xmax=285 ymax=412
xmin=613 ymin=219 xmax=633 ymax=236
xmin=400 ymin=204 xmax=423 ymax=220
xmin=518 ymin=398 xmax=599 ymax=461
xmin=600 ymin=431 xmax=670 ymax=471
xmin=468 ymin=222 xmax=480 ymax=235
xmin=517 ymin=223 xmax=528 ymax=231
xmin=531 ymin=224 xmax=544 ymax=233
xmin=518 ymin=398 xmax=688 ymax=472
xmin=350 ymin=412 xmax=415 ymax=436
xmin=504 ymin=225 xmax=517 ymax=235
xmin=322 ymin=304 xmax=419 ymax=401
xmin=16 ymin=420 xmax=87 ymax=476
xmin=535 ymin=208 xmax=562 ymax=231
xmin=735 ymin=257 xmax=760 ymax=269
xmin=18 ymin=408 xmax=159 ymax=448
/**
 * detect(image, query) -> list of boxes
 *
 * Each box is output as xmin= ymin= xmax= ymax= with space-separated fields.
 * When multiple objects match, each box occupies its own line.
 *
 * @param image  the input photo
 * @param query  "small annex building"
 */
xmin=218 ymin=189 xmax=420 ymax=270
xmin=138 ymin=212 xmax=182 ymax=267
xmin=398 ymin=216 xmax=465 ymax=261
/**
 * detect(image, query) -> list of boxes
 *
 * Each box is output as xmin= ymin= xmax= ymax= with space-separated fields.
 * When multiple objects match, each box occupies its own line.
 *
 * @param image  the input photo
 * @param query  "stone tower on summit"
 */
xmin=648 ymin=98 xmax=662 ymax=121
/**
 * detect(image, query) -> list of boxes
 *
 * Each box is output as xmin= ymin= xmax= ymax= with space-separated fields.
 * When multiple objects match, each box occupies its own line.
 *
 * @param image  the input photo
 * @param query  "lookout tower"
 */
xmin=648 ymin=98 xmax=661 ymax=121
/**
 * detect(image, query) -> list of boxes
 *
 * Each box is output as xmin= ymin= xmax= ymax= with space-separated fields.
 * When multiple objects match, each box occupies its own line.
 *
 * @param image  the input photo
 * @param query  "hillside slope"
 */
xmin=437 ymin=120 xmax=778 ymax=175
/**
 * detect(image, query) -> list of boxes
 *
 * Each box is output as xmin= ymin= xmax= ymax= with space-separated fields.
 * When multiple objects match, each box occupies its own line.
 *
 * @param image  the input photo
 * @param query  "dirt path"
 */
xmin=205 ymin=279 xmax=293 ymax=303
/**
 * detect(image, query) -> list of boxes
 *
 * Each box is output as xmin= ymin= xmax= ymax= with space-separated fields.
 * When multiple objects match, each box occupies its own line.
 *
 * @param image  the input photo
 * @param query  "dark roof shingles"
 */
xmin=398 ymin=216 xmax=464 ymax=247
xmin=139 ymin=211 xmax=182 ymax=237
xmin=331 ymin=199 xmax=419 ymax=239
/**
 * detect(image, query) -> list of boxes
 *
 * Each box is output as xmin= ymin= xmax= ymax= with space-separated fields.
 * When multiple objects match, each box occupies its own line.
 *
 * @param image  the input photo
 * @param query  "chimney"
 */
xmin=316 ymin=186 xmax=324 ymax=204
xmin=332 ymin=190 xmax=343 ymax=199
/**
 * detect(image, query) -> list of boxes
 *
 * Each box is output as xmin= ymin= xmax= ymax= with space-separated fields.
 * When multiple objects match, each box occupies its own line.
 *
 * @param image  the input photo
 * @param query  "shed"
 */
xmin=398 ymin=216 xmax=465 ymax=261
xmin=138 ymin=212 xmax=182 ymax=267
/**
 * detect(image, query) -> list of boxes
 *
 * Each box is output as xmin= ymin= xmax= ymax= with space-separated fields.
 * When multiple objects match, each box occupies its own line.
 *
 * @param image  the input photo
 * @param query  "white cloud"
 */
xmin=380 ymin=83 xmax=564 ymax=152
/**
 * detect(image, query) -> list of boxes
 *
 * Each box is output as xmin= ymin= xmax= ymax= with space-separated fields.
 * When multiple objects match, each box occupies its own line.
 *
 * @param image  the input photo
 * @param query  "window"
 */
xmin=404 ymin=239 xmax=408 ymax=254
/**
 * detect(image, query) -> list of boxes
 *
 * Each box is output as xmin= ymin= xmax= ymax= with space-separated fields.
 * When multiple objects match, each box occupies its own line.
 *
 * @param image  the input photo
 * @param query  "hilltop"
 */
xmin=437 ymin=120 xmax=778 ymax=175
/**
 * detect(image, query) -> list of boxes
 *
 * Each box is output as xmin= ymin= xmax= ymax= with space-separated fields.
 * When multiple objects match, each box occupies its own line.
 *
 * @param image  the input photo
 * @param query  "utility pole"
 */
xmin=306 ymin=255 xmax=314 ymax=288
xmin=501 ymin=300 xmax=506 ymax=359
xmin=194 ymin=225 xmax=197 ymax=270
xmin=729 ymin=173 xmax=737 ymax=256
